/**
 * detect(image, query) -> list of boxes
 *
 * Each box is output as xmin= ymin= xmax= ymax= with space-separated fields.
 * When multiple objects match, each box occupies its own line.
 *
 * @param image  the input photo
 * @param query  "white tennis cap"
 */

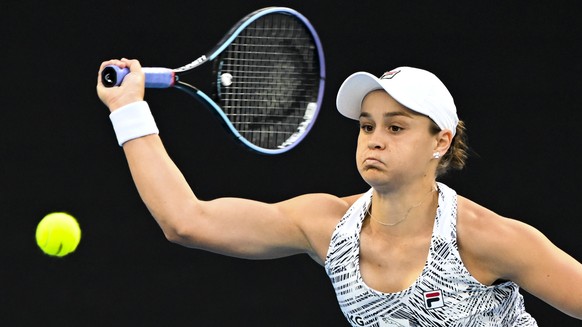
xmin=336 ymin=67 xmax=458 ymax=135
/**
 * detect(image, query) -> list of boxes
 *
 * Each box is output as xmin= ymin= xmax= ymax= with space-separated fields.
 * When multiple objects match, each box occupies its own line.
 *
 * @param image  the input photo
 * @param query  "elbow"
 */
xmin=162 ymin=223 xmax=200 ymax=248
xmin=151 ymin=202 xmax=205 ymax=248
xmin=163 ymin=228 xmax=185 ymax=245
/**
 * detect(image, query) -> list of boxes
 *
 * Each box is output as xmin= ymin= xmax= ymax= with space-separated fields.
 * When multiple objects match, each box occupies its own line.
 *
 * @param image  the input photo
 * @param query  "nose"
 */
xmin=367 ymin=130 xmax=385 ymax=150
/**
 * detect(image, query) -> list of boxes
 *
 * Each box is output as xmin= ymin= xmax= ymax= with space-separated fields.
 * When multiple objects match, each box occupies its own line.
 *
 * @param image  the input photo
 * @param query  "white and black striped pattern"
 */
xmin=324 ymin=183 xmax=538 ymax=327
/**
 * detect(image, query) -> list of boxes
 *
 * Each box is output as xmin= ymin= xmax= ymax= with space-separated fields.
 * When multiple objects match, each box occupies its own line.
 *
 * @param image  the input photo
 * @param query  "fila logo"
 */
xmin=423 ymin=290 xmax=445 ymax=309
xmin=380 ymin=69 xmax=401 ymax=79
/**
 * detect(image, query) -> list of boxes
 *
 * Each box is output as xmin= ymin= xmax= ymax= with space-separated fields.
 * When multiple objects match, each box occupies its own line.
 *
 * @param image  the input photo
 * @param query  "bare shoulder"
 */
xmin=457 ymin=196 xmax=582 ymax=318
xmin=456 ymin=196 xmax=547 ymax=282
xmin=278 ymin=192 xmax=360 ymax=214
xmin=456 ymin=196 xmax=524 ymax=240
xmin=277 ymin=192 xmax=363 ymax=231
xmin=276 ymin=192 xmax=363 ymax=264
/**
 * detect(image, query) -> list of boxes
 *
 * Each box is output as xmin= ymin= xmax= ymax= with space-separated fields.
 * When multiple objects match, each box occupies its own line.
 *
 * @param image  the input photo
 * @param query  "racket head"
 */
xmin=177 ymin=7 xmax=325 ymax=155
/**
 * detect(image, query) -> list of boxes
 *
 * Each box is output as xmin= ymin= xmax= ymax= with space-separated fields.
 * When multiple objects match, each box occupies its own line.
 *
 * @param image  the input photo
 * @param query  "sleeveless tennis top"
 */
xmin=324 ymin=182 xmax=537 ymax=327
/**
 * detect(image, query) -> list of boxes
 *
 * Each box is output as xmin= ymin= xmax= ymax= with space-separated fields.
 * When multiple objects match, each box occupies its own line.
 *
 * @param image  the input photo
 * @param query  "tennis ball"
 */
xmin=36 ymin=212 xmax=81 ymax=257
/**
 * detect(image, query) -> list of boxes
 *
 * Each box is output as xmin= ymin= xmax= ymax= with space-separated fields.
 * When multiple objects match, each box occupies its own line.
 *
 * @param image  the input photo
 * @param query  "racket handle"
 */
xmin=101 ymin=65 xmax=175 ymax=88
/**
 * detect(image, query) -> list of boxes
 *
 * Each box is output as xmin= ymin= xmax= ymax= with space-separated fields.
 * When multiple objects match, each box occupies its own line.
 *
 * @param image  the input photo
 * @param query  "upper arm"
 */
xmin=121 ymin=135 xmax=355 ymax=263
xmin=458 ymin=199 xmax=582 ymax=319
xmin=498 ymin=221 xmax=582 ymax=319
xmin=170 ymin=193 xmax=350 ymax=262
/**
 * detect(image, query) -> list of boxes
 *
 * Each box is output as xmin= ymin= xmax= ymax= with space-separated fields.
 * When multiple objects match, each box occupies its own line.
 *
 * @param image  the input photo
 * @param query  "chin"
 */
xmin=360 ymin=169 xmax=387 ymax=185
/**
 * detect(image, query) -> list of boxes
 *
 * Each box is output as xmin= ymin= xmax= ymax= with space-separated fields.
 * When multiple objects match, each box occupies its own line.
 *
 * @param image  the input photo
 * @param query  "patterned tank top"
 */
xmin=324 ymin=182 xmax=537 ymax=326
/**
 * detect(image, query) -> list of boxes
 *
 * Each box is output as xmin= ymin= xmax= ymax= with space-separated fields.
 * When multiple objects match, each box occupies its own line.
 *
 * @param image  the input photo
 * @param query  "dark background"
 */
xmin=2 ymin=0 xmax=582 ymax=326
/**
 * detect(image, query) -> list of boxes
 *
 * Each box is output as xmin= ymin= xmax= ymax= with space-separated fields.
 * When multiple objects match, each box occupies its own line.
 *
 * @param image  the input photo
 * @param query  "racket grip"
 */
xmin=101 ymin=65 xmax=175 ymax=88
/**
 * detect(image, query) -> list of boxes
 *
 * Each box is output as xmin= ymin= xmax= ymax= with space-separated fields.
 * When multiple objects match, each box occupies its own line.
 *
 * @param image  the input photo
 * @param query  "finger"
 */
xmin=122 ymin=58 xmax=143 ymax=73
xmin=99 ymin=59 xmax=125 ymax=71
xmin=97 ymin=59 xmax=131 ymax=86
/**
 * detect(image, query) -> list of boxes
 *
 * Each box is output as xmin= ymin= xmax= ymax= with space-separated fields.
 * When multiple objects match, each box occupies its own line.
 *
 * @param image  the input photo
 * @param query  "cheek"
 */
xmin=356 ymin=132 xmax=365 ymax=144
xmin=355 ymin=145 xmax=365 ymax=165
xmin=355 ymin=135 xmax=366 ymax=153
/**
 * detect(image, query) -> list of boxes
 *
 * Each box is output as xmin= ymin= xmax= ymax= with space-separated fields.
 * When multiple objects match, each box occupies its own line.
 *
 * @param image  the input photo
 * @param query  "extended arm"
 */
xmin=498 ymin=220 xmax=582 ymax=319
xmin=458 ymin=197 xmax=582 ymax=320
xmin=96 ymin=59 xmax=348 ymax=261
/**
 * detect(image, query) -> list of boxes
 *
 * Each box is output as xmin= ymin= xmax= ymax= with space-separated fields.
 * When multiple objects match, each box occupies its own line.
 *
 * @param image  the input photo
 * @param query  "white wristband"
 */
xmin=109 ymin=101 xmax=159 ymax=146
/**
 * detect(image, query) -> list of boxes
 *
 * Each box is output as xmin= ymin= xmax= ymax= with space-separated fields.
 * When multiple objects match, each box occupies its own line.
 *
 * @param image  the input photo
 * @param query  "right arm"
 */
xmin=96 ymin=59 xmax=352 ymax=262
xmin=122 ymin=134 xmax=335 ymax=259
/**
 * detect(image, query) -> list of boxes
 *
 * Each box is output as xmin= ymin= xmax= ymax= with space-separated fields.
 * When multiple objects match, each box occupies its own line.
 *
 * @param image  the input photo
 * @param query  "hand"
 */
xmin=96 ymin=58 xmax=145 ymax=112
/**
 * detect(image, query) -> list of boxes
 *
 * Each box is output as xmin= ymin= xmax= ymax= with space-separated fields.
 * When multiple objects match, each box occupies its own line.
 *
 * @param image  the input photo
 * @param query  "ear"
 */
xmin=434 ymin=129 xmax=453 ymax=155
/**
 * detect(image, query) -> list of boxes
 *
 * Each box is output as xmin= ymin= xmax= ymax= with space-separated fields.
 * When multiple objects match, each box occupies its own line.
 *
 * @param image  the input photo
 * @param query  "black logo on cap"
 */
xmin=380 ymin=70 xmax=401 ymax=79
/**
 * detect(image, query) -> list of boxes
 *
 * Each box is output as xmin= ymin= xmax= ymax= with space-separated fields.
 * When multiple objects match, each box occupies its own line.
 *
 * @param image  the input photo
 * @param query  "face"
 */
xmin=356 ymin=90 xmax=440 ymax=190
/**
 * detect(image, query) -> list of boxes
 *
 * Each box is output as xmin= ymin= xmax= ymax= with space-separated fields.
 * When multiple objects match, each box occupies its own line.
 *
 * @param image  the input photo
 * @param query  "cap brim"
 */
xmin=336 ymin=72 xmax=384 ymax=120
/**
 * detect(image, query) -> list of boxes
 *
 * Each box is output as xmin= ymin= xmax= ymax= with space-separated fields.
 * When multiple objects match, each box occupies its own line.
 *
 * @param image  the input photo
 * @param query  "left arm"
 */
xmin=458 ymin=197 xmax=582 ymax=319
xmin=498 ymin=220 xmax=582 ymax=319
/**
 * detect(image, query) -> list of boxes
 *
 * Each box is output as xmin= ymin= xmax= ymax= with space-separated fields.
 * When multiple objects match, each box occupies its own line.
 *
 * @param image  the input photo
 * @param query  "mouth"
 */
xmin=362 ymin=157 xmax=383 ymax=167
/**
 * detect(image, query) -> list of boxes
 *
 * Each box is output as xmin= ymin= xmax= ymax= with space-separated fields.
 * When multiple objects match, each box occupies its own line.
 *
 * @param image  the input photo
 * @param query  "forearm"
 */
xmin=122 ymin=134 xmax=201 ymax=242
xmin=97 ymin=60 xmax=204 ymax=245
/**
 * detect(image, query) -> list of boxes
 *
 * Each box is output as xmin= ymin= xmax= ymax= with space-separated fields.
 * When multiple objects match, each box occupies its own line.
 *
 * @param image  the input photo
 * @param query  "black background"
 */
xmin=2 ymin=1 xmax=582 ymax=326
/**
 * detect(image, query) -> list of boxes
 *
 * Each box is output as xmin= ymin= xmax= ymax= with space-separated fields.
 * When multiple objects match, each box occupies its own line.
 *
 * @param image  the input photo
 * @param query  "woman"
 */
xmin=97 ymin=59 xmax=582 ymax=326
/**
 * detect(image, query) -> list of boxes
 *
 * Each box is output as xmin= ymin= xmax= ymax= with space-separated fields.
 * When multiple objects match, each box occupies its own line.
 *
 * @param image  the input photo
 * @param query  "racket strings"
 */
xmin=217 ymin=13 xmax=321 ymax=150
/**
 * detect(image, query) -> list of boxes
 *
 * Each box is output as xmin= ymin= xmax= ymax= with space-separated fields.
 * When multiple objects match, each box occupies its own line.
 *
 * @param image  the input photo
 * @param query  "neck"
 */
xmin=367 ymin=183 xmax=438 ymax=227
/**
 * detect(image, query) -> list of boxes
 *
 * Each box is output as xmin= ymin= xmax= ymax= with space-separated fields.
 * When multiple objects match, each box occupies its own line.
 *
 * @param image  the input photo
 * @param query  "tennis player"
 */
xmin=97 ymin=58 xmax=582 ymax=326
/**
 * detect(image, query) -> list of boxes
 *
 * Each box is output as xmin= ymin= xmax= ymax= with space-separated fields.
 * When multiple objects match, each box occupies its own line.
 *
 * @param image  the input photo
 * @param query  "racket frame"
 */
xmin=103 ymin=7 xmax=325 ymax=155
xmin=172 ymin=7 xmax=325 ymax=155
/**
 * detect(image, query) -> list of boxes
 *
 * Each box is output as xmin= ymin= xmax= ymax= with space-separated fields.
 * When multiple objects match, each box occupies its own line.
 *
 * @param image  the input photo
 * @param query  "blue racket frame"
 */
xmin=102 ymin=7 xmax=325 ymax=155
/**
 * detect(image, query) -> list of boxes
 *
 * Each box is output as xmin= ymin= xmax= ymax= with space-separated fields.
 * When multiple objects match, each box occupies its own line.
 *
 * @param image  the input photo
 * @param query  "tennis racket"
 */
xmin=101 ymin=6 xmax=325 ymax=155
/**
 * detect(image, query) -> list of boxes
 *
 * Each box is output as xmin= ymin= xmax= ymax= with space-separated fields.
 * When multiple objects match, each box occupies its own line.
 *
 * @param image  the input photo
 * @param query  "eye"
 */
xmin=360 ymin=123 xmax=374 ymax=133
xmin=388 ymin=125 xmax=403 ymax=132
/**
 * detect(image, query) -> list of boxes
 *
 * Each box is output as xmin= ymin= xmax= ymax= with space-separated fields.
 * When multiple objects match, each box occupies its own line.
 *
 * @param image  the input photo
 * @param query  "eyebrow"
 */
xmin=359 ymin=111 xmax=414 ymax=120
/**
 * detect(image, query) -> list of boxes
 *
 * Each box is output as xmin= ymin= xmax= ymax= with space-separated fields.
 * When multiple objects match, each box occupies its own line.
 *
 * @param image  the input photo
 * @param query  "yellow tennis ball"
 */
xmin=36 ymin=212 xmax=81 ymax=257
